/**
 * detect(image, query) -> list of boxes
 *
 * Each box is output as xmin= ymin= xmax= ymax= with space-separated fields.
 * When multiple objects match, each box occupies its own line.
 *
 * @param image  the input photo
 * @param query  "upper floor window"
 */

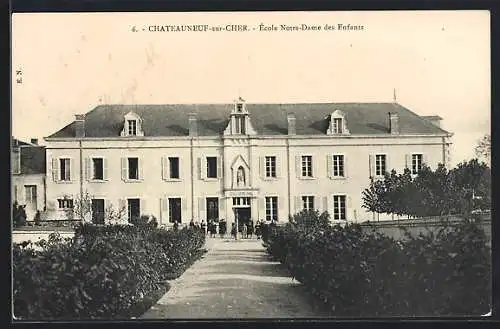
xmin=92 ymin=158 xmax=104 ymax=180
xmin=127 ymin=120 xmax=137 ymax=136
xmin=375 ymin=154 xmax=386 ymax=176
xmin=169 ymin=157 xmax=180 ymax=179
xmin=301 ymin=155 xmax=313 ymax=177
xmin=128 ymin=158 xmax=139 ymax=180
xmin=60 ymin=158 xmax=71 ymax=181
xmin=265 ymin=156 xmax=277 ymax=178
xmin=332 ymin=155 xmax=345 ymax=177
xmin=207 ymin=157 xmax=218 ymax=178
xmin=302 ymin=196 xmax=315 ymax=211
xmin=412 ymin=154 xmax=423 ymax=175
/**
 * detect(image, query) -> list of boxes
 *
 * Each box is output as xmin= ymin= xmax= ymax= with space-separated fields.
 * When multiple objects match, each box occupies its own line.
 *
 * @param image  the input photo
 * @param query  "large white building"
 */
xmin=43 ymin=98 xmax=452 ymax=226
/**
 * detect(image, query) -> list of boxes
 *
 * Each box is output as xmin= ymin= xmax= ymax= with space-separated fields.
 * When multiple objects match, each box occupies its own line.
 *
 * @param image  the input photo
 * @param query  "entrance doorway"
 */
xmin=235 ymin=207 xmax=251 ymax=232
xmin=24 ymin=185 xmax=37 ymax=219
xmin=91 ymin=199 xmax=105 ymax=224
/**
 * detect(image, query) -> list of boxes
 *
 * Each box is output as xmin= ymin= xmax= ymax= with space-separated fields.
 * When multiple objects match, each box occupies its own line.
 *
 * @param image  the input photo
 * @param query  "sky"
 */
xmin=11 ymin=11 xmax=490 ymax=166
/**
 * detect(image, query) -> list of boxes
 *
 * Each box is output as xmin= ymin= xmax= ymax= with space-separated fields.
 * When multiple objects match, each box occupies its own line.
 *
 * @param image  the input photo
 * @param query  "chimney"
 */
xmin=188 ymin=113 xmax=198 ymax=137
xmin=30 ymin=138 xmax=38 ymax=145
xmin=421 ymin=115 xmax=442 ymax=128
xmin=74 ymin=114 xmax=85 ymax=138
xmin=287 ymin=113 xmax=296 ymax=135
xmin=388 ymin=112 xmax=399 ymax=134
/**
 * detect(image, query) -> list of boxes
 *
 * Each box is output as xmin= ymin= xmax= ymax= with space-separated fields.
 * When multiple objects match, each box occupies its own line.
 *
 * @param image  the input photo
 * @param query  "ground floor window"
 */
xmin=169 ymin=198 xmax=182 ymax=223
xmin=265 ymin=196 xmax=278 ymax=221
xmin=91 ymin=199 xmax=105 ymax=224
xmin=57 ymin=198 xmax=74 ymax=209
xmin=333 ymin=195 xmax=346 ymax=220
xmin=127 ymin=198 xmax=140 ymax=223
xmin=302 ymin=195 xmax=314 ymax=211
xmin=206 ymin=197 xmax=219 ymax=220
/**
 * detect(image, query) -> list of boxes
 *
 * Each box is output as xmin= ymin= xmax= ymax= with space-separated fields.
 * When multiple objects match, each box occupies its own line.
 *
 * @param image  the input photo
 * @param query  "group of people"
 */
xmin=185 ymin=218 xmax=277 ymax=240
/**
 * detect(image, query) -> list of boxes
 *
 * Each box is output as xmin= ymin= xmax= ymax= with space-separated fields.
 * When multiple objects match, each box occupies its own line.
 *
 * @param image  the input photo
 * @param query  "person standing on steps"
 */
xmin=201 ymin=220 xmax=206 ymax=236
xmin=242 ymin=223 xmax=247 ymax=239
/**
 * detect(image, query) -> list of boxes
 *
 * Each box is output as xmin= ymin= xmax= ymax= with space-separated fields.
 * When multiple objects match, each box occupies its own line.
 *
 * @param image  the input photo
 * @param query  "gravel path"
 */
xmin=141 ymin=238 xmax=333 ymax=319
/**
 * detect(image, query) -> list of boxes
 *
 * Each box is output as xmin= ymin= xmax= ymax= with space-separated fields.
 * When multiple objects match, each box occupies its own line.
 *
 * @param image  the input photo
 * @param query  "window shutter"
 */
xmin=69 ymin=158 xmax=74 ymax=181
xmin=323 ymin=196 xmax=328 ymax=213
xmin=52 ymin=158 xmax=59 ymax=182
xmin=103 ymin=158 xmax=109 ymax=180
xmin=260 ymin=156 xmax=265 ymax=178
xmin=118 ymin=199 xmax=127 ymax=221
xmin=343 ymin=155 xmax=348 ymax=178
xmin=181 ymin=197 xmax=187 ymax=222
xmin=385 ymin=155 xmax=390 ymax=175
xmin=160 ymin=198 xmax=168 ymax=224
xmin=198 ymin=197 xmax=205 ymax=219
xmin=121 ymin=158 xmax=127 ymax=181
xmin=276 ymin=156 xmax=281 ymax=179
xmin=327 ymin=155 xmax=332 ymax=178
xmin=405 ymin=154 xmax=410 ymax=170
xmin=219 ymin=198 xmax=226 ymax=218
xmin=295 ymin=156 xmax=301 ymax=178
xmin=178 ymin=157 xmax=183 ymax=180
xmin=197 ymin=157 xmax=204 ymax=180
xmin=259 ymin=197 xmax=266 ymax=220
xmin=295 ymin=196 xmax=301 ymax=213
xmin=161 ymin=157 xmax=168 ymax=180
xmin=312 ymin=156 xmax=318 ymax=178
xmin=423 ymin=154 xmax=429 ymax=167
xmin=84 ymin=158 xmax=91 ymax=181
xmin=277 ymin=197 xmax=281 ymax=221
xmin=217 ymin=156 xmax=222 ymax=179
xmin=140 ymin=198 xmax=146 ymax=216
xmin=369 ymin=155 xmax=375 ymax=178
xmin=139 ymin=158 xmax=144 ymax=180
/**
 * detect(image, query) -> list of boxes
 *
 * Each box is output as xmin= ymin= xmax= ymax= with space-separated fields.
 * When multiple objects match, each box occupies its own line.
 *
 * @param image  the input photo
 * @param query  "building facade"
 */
xmin=43 ymin=99 xmax=453 ymax=225
xmin=12 ymin=138 xmax=46 ymax=221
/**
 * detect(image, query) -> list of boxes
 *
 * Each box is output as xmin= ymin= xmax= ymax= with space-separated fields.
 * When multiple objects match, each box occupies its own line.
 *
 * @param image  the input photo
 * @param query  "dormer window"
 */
xmin=121 ymin=111 xmax=144 ymax=137
xmin=237 ymin=103 xmax=243 ymax=112
xmin=127 ymin=120 xmax=137 ymax=136
xmin=327 ymin=110 xmax=350 ymax=135
xmin=333 ymin=118 xmax=343 ymax=134
xmin=223 ymin=97 xmax=257 ymax=136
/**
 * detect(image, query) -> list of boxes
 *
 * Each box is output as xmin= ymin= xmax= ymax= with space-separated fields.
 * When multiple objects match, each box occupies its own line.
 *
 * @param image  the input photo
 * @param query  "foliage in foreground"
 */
xmin=263 ymin=210 xmax=491 ymax=316
xmin=13 ymin=223 xmax=205 ymax=320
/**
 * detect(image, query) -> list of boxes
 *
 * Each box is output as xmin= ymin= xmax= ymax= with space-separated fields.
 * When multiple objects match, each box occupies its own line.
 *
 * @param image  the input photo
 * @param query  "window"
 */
xmin=265 ymin=196 xmax=278 ymax=221
xmin=25 ymin=185 xmax=37 ymax=203
xmin=127 ymin=120 xmax=137 ymax=136
xmin=235 ymin=116 xmax=246 ymax=134
xmin=332 ymin=155 xmax=345 ymax=177
xmin=302 ymin=196 xmax=314 ymax=211
xmin=237 ymin=103 xmax=243 ymax=112
xmin=169 ymin=157 xmax=180 ymax=179
xmin=333 ymin=195 xmax=346 ymax=220
xmin=265 ymin=156 xmax=276 ymax=178
xmin=233 ymin=197 xmax=250 ymax=206
xmin=92 ymin=158 xmax=104 ymax=180
xmin=206 ymin=198 xmax=219 ymax=220
xmin=412 ymin=154 xmax=423 ymax=174
xmin=91 ymin=199 xmax=105 ymax=225
xmin=301 ymin=155 xmax=313 ymax=177
xmin=60 ymin=158 xmax=71 ymax=181
xmin=206 ymin=157 xmax=218 ymax=178
xmin=128 ymin=158 xmax=139 ymax=180
xmin=168 ymin=198 xmax=182 ymax=223
xmin=375 ymin=154 xmax=386 ymax=176
xmin=333 ymin=118 xmax=343 ymax=134
xmin=58 ymin=198 xmax=74 ymax=209
xmin=127 ymin=198 xmax=140 ymax=223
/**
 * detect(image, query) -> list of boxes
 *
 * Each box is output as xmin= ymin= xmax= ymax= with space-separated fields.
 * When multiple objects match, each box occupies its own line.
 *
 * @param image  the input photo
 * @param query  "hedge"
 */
xmin=263 ymin=211 xmax=491 ymax=316
xmin=13 ymin=223 xmax=206 ymax=320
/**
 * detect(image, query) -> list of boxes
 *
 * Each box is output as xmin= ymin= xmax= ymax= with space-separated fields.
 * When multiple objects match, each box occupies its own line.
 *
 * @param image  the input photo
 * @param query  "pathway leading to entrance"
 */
xmin=141 ymin=238 xmax=333 ymax=319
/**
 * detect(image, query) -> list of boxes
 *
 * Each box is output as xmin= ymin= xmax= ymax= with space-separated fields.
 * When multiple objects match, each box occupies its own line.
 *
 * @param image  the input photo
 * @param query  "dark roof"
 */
xmin=46 ymin=103 xmax=450 ymax=138
xmin=12 ymin=137 xmax=33 ymax=148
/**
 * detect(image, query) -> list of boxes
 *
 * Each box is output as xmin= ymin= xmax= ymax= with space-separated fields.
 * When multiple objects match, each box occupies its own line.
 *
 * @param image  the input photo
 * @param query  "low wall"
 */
xmin=359 ymin=214 xmax=491 ymax=245
xmin=12 ymin=231 xmax=75 ymax=246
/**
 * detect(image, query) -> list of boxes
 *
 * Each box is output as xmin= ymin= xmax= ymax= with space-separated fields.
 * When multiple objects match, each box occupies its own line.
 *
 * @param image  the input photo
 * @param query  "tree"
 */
xmin=64 ymin=190 xmax=93 ymax=223
xmin=475 ymin=134 xmax=490 ymax=165
xmin=362 ymin=178 xmax=387 ymax=221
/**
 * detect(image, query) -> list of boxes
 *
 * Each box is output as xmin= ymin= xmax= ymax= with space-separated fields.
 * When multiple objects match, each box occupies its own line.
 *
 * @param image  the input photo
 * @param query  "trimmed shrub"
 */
xmin=263 ymin=212 xmax=491 ymax=316
xmin=13 ymin=223 xmax=206 ymax=320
